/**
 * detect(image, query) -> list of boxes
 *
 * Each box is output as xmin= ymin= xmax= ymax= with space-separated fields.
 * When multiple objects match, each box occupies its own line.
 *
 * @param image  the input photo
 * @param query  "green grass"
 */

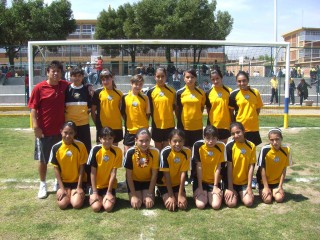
xmin=0 ymin=124 xmax=319 ymax=239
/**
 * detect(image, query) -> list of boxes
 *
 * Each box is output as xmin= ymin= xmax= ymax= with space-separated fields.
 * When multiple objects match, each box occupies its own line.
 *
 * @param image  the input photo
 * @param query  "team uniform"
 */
xmin=123 ymin=146 xmax=159 ymax=192
xmin=256 ymin=144 xmax=291 ymax=189
xmin=147 ymin=84 xmax=176 ymax=142
xmin=229 ymin=87 xmax=264 ymax=146
xmin=87 ymin=145 xmax=122 ymax=196
xmin=92 ymin=87 xmax=123 ymax=143
xmin=206 ymin=85 xmax=232 ymax=140
xmin=224 ymin=139 xmax=256 ymax=192
xmin=176 ymin=86 xmax=206 ymax=147
xmin=65 ymin=83 xmax=92 ymax=152
xmin=28 ymin=80 xmax=69 ymax=163
xmin=157 ymin=146 xmax=191 ymax=195
xmin=49 ymin=139 xmax=88 ymax=188
xmin=192 ymin=140 xmax=226 ymax=192
xmin=120 ymin=91 xmax=150 ymax=146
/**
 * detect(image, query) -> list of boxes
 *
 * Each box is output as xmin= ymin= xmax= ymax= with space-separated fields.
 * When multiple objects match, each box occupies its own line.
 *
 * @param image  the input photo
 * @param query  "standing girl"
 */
xmin=157 ymin=129 xmax=191 ymax=211
xmin=176 ymin=69 xmax=206 ymax=148
xmin=91 ymin=69 xmax=123 ymax=145
xmin=87 ymin=127 xmax=123 ymax=212
xmin=123 ymin=128 xmax=159 ymax=209
xmin=224 ymin=122 xmax=256 ymax=208
xmin=229 ymin=71 xmax=264 ymax=146
xmin=49 ymin=121 xmax=88 ymax=209
xmin=206 ymin=68 xmax=232 ymax=143
xmin=256 ymin=128 xmax=291 ymax=203
xmin=147 ymin=67 xmax=176 ymax=151
xmin=192 ymin=125 xmax=226 ymax=210
xmin=121 ymin=75 xmax=150 ymax=154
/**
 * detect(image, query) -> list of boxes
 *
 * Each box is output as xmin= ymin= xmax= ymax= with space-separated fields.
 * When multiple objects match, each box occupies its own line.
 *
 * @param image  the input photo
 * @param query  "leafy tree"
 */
xmin=0 ymin=0 xmax=76 ymax=67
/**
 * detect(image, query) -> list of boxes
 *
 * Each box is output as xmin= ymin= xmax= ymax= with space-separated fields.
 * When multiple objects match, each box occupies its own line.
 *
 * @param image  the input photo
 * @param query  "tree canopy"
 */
xmin=95 ymin=0 xmax=233 ymax=65
xmin=0 ymin=0 xmax=76 ymax=67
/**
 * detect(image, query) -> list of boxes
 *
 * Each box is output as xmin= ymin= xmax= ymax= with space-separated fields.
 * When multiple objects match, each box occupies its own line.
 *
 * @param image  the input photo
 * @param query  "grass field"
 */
xmin=0 ymin=118 xmax=319 ymax=239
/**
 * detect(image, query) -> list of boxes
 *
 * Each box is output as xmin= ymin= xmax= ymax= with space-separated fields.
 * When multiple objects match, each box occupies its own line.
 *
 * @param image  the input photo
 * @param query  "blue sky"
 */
xmin=8 ymin=0 xmax=320 ymax=42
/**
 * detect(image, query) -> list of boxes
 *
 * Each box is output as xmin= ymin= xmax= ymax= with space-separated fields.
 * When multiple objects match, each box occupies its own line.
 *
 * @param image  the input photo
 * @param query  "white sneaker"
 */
xmin=38 ymin=182 xmax=48 ymax=199
xmin=53 ymin=180 xmax=59 ymax=192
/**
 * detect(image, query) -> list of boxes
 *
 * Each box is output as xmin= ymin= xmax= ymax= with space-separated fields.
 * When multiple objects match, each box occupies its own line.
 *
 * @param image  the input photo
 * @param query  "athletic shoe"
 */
xmin=38 ymin=182 xmax=48 ymax=199
xmin=53 ymin=179 xmax=59 ymax=192
xmin=184 ymin=181 xmax=189 ymax=186
xmin=251 ymin=178 xmax=257 ymax=189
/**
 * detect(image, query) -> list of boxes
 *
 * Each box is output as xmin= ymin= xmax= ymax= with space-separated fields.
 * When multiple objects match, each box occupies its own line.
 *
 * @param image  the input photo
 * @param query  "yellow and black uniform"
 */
xmin=157 ymin=146 xmax=191 ymax=189
xmin=92 ymin=87 xmax=123 ymax=143
xmin=229 ymin=87 xmax=264 ymax=145
xmin=49 ymin=140 xmax=88 ymax=186
xmin=176 ymin=86 xmax=206 ymax=147
xmin=87 ymin=145 xmax=122 ymax=190
xmin=225 ymin=139 xmax=256 ymax=186
xmin=206 ymin=85 xmax=232 ymax=139
xmin=147 ymin=84 xmax=176 ymax=142
xmin=121 ymin=90 xmax=150 ymax=135
xmin=123 ymin=146 xmax=159 ymax=182
xmin=192 ymin=140 xmax=226 ymax=184
xmin=65 ymin=84 xmax=92 ymax=152
xmin=256 ymin=144 xmax=291 ymax=188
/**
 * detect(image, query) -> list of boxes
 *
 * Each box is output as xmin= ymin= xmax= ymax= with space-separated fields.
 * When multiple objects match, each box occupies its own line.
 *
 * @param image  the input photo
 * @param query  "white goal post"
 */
xmin=27 ymin=39 xmax=291 ymax=128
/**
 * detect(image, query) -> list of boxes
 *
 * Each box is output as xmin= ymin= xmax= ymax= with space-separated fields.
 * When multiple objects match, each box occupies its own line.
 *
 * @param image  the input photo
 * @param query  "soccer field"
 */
xmin=0 ymin=124 xmax=319 ymax=239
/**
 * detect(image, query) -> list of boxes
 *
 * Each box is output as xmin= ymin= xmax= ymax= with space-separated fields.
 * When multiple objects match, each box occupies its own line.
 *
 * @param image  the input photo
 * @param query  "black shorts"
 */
xmin=184 ymin=129 xmax=203 ymax=148
xmin=126 ymin=180 xmax=150 ymax=193
xmin=157 ymin=185 xmax=183 ymax=196
xmin=34 ymin=135 xmax=61 ymax=163
xmin=233 ymin=184 xmax=248 ymax=193
xmin=245 ymin=131 xmax=262 ymax=146
xmin=257 ymin=183 xmax=279 ymax=190
xmin=96 ymin=127 xmax=123 ymax=144
xmin=63 ymin=182 xmax=85 ymax=190
xmin=123 ymin=131 xmax=136 ymax=147
xmin=96 ymin=188 xmax=116 ymax=196
xmin=217 ymin=128 xmax=231 ymax=140
xmin=76 ymin=124 xmax=91 ymax=152
xmin=151 ymin=127 xmax=174 ymax=142
xmin=192 ymin=180 xmax=221 ymax=192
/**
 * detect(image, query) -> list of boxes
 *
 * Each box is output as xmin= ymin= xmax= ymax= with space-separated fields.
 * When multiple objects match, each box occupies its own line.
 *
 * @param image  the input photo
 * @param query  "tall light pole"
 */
xmin=274 ymin=0 xmax=278 ymax=76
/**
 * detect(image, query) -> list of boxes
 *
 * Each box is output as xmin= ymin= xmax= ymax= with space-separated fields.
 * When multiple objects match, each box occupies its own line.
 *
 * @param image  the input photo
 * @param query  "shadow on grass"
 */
xmin=284 ymin=192 xmax=309 ymax=203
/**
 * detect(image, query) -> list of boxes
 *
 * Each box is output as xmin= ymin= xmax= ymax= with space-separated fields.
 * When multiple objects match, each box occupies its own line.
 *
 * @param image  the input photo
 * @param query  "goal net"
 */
xmin=27 ymin=39 xmax=291 ymax=128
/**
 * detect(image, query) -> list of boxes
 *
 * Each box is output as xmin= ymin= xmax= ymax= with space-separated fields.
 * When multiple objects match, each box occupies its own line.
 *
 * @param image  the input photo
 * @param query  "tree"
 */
xmin=0 ymin=0 xmax=76 ymax=67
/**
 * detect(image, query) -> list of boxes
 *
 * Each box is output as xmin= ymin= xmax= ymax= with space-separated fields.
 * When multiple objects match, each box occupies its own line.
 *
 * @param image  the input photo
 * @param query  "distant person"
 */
xmin=146 ymin=64 xmax=155 ymax=76
xmin=28 ymin=60 xmax=69 ymax=199
xmin=95 ymin=56 xmax=103 ymax=85
xmin=256 ymin=128 xmax=292 ymax=204
xmin=201 ymin=80 xmax=211 ymax=92
xmin=297 ymin=78 xmax=311 ymax=105
xmin=49 ymin=121 xmax=87 ymax=209
xmin=289 ymin=78 xmax=296 ymax=105
xmin=269 ymin=75 xmax=278 ymax=104
xmin=172 ymin=70 xmax=182 ymax=90
xmin=87 ymin=127 xmax=122 ymax=212
xmin=64 ymin=66 xmax=72 ymax=82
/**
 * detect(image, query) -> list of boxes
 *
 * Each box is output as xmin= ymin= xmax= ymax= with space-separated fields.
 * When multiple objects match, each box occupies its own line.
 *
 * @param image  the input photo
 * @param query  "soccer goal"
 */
xmin=27 ymin=39 xmax=291 ymax=128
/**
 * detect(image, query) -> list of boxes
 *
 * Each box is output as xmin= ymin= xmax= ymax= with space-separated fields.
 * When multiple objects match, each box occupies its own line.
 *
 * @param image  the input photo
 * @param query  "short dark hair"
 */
xmin=70 ymin=67 xmax=84 ymax=76
xmin=47 ymin=60 xmax=63 ymax=73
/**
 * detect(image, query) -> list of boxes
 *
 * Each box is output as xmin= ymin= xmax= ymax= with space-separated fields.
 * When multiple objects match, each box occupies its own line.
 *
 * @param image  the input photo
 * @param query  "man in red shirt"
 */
xmin=28 ymin=60 xmax=69 ymax=199
xmin=94 ymin=56 xmax=103 ymax=85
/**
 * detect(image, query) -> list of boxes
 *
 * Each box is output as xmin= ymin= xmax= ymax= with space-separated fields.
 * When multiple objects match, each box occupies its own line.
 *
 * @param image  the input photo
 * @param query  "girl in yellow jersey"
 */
xmin=192 ymin=125 xmax=226 ymax=210
xmin=49 ymin=121 xmax=88 ymax=209
xmin=224 ymin=122 xmax=256 ymax=208
xmin=123 ymin=128 xmax=159 ymax=209
xmin=91 ymin=69 xmax=123 ymax=145
xmin=257 ymin=128 xmax=292 ymax=204
xmin=121 ymin=75 xmax=150 ymax=154
xmin=206 ymin=68 xmax=232 ymax=143
xmin=176 ymin=69 xmax=206 ymax=148
xmin=147 ymin=67 xmax=176 ymax=151
xmin=88 ymin=127 xmax=122 ymax=212
xmin=229 ymin=71 xmax=263 ymax=146
xmin=157 ymin=129 xmax=191 ymax=211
